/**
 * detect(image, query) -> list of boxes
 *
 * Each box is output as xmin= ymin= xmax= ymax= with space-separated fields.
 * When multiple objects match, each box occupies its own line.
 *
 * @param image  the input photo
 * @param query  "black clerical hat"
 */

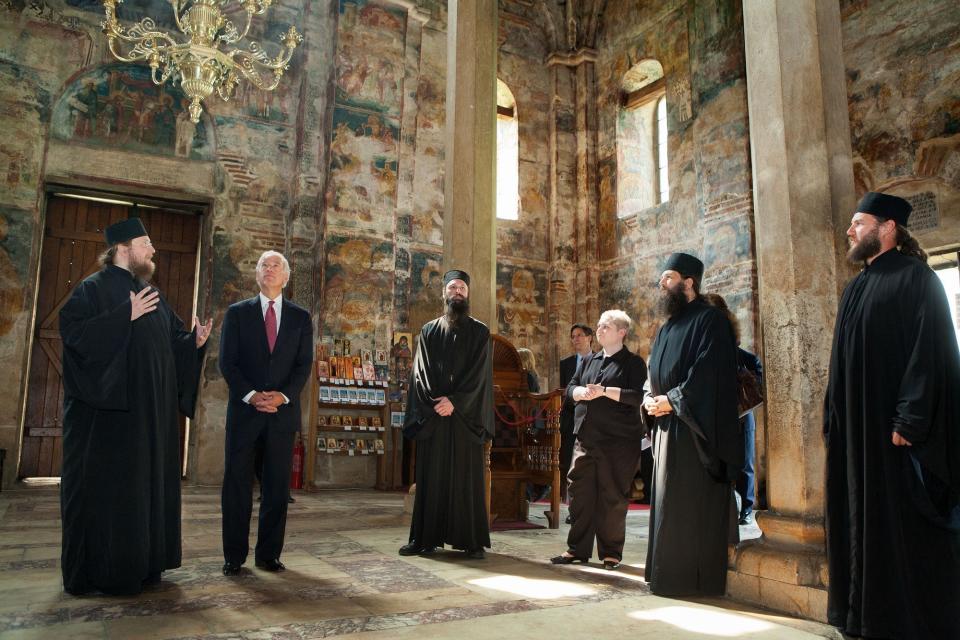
xmin=443 ymin=269 xmax=470 ymax=287
xmin=662 ymin=252 xmax=704 ymax=282
xmin=856 ymin=192 xmax=911 ymax=226
xmin=104 ymin=218 xmax=148 ymax=245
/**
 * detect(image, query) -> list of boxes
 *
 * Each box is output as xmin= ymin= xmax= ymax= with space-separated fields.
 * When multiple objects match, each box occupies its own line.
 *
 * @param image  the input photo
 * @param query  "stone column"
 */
xmin=546 ymin=48 xmax=600 ymax=341
xmin=730 ymin=0 xmax=856 ymax=622
xmin=443 ymin=0 xmax=497 ymax=329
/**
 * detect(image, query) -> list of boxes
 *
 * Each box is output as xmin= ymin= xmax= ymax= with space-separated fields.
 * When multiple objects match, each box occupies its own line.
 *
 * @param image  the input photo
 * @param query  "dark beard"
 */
xmin=847 ymin=228 xmax=882 ymax=263
xmin=130 ymin=256 xmax=155 ymax=280
xmin=443 ymin=295 xmax=469 ymax=325
xmin=657 ymin=284 xmax=689 ymax=318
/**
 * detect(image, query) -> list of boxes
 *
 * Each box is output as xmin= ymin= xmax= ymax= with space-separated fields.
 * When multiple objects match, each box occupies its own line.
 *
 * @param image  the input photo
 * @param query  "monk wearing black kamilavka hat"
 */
xmin=59 ymin=218 xmax=211 ymax=595
xmin=824 ymin=192 xmax=960 ymax=638
xmin=642 ymin=251 xmax=743 ymax=596
xmin=400 ymin=269 xmax=494 ymax=559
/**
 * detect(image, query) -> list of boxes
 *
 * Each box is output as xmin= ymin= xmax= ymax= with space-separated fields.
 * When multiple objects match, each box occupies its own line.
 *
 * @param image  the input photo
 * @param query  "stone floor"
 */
xmin=0 ymin=484 xmax=840 ymax=639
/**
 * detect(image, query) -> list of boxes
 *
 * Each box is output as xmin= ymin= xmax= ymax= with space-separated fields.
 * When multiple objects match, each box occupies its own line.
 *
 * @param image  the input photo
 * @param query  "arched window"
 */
xmin=617 ymin=59 xmax=668 ymax=218
xmin=656 ymin=95 xmax=669 ymax=203
xmin=496 ymin=79 xmax=520 ymax=221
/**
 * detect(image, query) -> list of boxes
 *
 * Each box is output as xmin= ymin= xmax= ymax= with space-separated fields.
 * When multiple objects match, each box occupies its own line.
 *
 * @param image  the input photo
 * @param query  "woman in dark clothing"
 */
xmin=550 ymin=310 xmax=647 ymax=570
xmin=703 ymin=293 xmax=763 ymax=524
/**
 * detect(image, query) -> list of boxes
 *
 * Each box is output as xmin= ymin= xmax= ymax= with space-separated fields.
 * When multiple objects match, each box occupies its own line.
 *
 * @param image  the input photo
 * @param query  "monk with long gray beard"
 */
xmin=400 ymin=270 xmax=494 ymax=559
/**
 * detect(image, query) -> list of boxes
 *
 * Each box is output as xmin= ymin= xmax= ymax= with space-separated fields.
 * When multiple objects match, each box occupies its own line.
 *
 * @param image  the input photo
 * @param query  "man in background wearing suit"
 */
xmin=559 ymin=323 xmax=594 ymax=523
xmin=220 ymin=251 xmax=313 ymax=576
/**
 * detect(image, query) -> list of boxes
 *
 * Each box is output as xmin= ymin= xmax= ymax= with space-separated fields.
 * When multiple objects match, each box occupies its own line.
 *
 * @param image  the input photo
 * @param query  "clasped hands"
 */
xmin=433 ymin=396 xmax=455 ymax=417
xmin=574 ymin=384 xmax=605 ymax=402
xmin=251 ymin=391 xmax=284 ymax=413
xmin=643 ymin=394 xmax=673 ymax=417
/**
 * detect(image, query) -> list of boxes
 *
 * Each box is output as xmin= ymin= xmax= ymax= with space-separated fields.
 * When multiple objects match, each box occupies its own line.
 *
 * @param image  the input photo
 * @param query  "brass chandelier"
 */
xmin=101 ymin=0 xmax=302 ymax=123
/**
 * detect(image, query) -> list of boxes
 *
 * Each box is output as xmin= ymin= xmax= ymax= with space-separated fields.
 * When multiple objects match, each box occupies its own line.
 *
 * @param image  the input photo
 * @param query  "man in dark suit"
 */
xmin=559 ymin=323 xmax=594 ymax=512
xmin=220 ymin=251 xmax=313 ymax=576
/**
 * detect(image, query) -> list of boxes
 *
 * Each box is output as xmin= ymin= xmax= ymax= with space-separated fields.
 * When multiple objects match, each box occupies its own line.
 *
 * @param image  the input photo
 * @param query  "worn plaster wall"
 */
xmin=0 ymin=0 xmax=335 ymax=488
xmin=593 ymin=0 xmax=757 ymax=358
xmin=841 ymin=0 xmax=960 ymax=249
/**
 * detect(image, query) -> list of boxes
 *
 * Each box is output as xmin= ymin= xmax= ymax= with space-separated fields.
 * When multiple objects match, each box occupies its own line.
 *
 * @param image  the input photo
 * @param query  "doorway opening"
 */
xmin=18 ymin=187 xmax=205 ymax=481
xmin=930 ymin=246 xmax=960 ymax=351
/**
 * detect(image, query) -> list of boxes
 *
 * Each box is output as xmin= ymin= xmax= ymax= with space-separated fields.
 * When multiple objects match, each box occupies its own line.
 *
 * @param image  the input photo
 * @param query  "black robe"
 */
xmin=59 ymin=265 xmax=203 ymax=595
xmin=824 ymin=249 xmax=960 ymax=639
xmin=644 ymin=299 xmax=741 ymax=596
xmin=404 ymin=315 xmax=494 ymax=551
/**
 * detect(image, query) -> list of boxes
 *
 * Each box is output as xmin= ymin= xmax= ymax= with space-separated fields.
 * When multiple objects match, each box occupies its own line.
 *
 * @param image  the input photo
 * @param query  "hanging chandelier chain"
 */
xmin=101 ymin=0 xmax=300 ymax=123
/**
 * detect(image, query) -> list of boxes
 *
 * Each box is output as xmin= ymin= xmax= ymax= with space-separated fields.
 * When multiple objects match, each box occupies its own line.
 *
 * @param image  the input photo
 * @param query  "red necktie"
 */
xmin=265 ymin=300 xmax=277 ymax=353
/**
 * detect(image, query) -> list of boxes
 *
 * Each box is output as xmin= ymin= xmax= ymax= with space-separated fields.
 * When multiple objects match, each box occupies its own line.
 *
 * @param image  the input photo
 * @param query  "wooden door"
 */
xmin=19 ymin=195 xmax=201 ymax=478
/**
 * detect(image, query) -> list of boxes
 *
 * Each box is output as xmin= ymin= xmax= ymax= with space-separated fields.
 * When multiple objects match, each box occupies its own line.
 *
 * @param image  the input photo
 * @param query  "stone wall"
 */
xmin=841 ymin=0 xmax=960 ymax=249
xmin=592 ymin=0 xmax=758 ymax=359
xmin=0 ymin=0 xmax=335 ymax=488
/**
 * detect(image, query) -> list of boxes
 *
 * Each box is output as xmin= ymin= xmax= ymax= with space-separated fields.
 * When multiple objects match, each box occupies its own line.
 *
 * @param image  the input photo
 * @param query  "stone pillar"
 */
xmin=730 ymin=0 xmax=856 ymax=622
xmin=443 ymin=0 xmax=497 ymax=329
xmin=546 ymin=48 xmax=600 ymax=340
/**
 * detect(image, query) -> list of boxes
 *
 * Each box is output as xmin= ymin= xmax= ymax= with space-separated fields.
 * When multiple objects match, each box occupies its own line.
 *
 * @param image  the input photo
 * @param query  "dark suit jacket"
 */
xmin=559 ymin=354 xmax=581 ymax=435
xmin=566 ymin=346 xmax=647 ymax=443
xmin=219 ymin=296 xmax=313 ymax=443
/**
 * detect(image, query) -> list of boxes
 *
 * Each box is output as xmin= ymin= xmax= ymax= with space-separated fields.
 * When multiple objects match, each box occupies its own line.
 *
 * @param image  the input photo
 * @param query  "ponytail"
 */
xmin=895 ymin=224 xmax=928 ymax=263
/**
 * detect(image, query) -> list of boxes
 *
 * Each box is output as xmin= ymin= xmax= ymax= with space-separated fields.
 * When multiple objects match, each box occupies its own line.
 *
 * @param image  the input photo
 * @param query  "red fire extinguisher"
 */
xmin=290 ymin=435 xmax=304 ymax=490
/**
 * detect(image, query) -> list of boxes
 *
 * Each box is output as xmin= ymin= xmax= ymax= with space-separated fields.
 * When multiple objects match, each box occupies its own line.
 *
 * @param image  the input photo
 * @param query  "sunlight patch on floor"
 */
xmin=468 ymin=575 xmax=596 ymax=599
xmin=629 ymin=605 xmax=776 ymax=636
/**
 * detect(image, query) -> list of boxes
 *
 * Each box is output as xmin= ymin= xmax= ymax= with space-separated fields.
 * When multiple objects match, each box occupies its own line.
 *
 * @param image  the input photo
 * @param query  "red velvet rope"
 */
xmin=493 ymin=396 xmax=559 ymax=427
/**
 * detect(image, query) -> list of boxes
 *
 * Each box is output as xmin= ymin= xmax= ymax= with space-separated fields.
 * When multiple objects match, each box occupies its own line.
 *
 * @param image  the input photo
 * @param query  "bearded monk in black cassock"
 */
xmin=824 ymin=192 xmax=960 ymax=639
xmin=643 ymin=252 xmax=742 ymax=597
xmin=400 ymin=269 xmax=493 ymax=559
xmin=59 ymin=218 xmax=210 ymax=595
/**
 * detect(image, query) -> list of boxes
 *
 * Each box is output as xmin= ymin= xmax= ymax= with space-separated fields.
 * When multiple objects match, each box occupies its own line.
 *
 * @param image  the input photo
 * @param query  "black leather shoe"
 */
xmin=288 ymin=496 xmax=295 ymax=503
xmin=565 ymin=514 xmax=573 ymax=525
xmin=550 ymin=554 xmax=588 ymax=564
xmin=398 ymin=542 xmax=437 ymax=556
xmin=739 ymin=512 xmax=753 ymax=525
xmin=255 ymin=558 xmax=285 ymax=572
xmin=222 ymin=561 xmax=242 ymax=576
xmin=464 ymin=548 xmax=485 ymax=559
xmin=603 ymin=559 xmax=621 ymax=570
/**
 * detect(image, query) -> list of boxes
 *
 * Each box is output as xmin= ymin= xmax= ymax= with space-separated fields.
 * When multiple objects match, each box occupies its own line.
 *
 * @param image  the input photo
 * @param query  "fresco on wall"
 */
xmin=410 ymin=28 xmax=445 ymax=245
xmin=322 ymin=235 xmax=394 ymax=344
xmin=65 ymin=0 xmax=177 ymax=28
xmin=325 ymin=106 xmax=399 ymax=228
xmin=497 ymin=264 xmax=547 ymax=352
xmin=703 ymin=218 xmax=752 ymax=267
xmin=406 ymin=250 xmax=443 ymax=332
xmin=336 ymin=0 xmax=406 ymax=118
xmin=51 ymin=65 xmax=214 ymax=160
xmin=843 ymin=0 xmax=960 ymax=237
xmin=0 ymin=208 xmax=30 ymax=338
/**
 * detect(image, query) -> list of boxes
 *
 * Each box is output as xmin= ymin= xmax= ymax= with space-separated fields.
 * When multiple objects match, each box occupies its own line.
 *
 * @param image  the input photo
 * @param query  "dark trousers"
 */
xmin=735 ymin=413 xmax=756 ymax=516
xmin=566 ymin=437 xmax=643 ymax=561
xmin=559 ymin=429 xmax=575 ymax=499
xmin=222 ymin=426 xmax=295 ymax=564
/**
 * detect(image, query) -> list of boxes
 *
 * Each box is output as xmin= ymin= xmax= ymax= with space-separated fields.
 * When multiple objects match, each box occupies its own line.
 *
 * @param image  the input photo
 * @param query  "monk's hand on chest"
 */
xmin=130 ymin=288 xmax=159 ymax=321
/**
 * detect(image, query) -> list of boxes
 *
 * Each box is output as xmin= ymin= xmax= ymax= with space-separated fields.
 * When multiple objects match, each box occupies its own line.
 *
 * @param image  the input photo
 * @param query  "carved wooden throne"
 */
xmin=485 ymin=335 xmax=562 ymax=528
